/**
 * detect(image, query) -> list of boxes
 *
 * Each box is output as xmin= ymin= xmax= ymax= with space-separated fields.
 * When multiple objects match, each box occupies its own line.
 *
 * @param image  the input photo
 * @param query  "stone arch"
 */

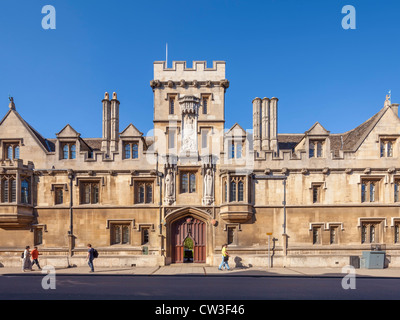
xmin=165 ymin=207 xmax=211 ymax=264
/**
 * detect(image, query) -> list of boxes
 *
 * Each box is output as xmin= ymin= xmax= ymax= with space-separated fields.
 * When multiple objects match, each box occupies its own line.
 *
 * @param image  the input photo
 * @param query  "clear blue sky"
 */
xmin=1 ymin=0 xmax=399 ymax=139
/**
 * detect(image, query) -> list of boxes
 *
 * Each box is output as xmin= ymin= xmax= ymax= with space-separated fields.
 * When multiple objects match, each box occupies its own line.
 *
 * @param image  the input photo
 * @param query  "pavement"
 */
xmin=2 ymin=264 xmax=400 ymax=278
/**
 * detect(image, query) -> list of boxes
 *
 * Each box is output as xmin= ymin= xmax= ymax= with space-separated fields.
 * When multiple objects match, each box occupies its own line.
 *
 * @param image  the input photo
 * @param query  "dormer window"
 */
xmin=309 ymin=140 xmax=324 ymax=158
xmin=124 ymin=142 xmax=139 ymax=159
xmin=228 ymin=141 xmax=243 ymax=159
xmin=62 ymin=143 xmax=76 ymax=159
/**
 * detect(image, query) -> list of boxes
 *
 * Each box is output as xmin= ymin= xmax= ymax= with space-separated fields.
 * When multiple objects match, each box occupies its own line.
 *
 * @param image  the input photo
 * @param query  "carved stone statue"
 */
xmin=203 ymin=168 xmax=214 ymax=205
xmin=165 ymin=169 xmax=174 ymax=197
xmin=204 ymin=169 xmax=213 ymax=197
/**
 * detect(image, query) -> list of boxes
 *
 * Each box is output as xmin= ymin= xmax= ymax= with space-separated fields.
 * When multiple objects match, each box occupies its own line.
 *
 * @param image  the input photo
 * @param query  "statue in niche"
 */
xmin=182 ymin=114 xmax=196 ymax=151
xmin=204 ymin=169 xmax=213 ymax=197
xmin=165 ymin=169 xmax=174 ymax=197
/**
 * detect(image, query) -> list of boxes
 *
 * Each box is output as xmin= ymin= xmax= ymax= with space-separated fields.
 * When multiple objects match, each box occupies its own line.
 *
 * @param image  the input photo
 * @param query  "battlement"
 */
xmin=153 ymin=61 xmax=226 ymax=82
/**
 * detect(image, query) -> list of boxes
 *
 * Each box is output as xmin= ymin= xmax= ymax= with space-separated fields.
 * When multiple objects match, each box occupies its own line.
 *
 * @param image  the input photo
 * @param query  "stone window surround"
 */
xmin=309 ymin=182 xmax=326 ymax=204
xmin=223 ymin=223 xmax=241 ymax=246
xmin=359 ymin=175 xmax=383 ymax=203
xmin=50 ymin=183 xmax=68 ymax=205
xmin=1 ymin=139 xmax=22 ymax=161
xmin=309 ymin=222 xmax=344 ymax=245
xmin=357 ymin=217 xmax=387 ymax=244
xmin=30 ymin=224 xmax=47 ymax=246
xmin=122 ymin=141 xmax=140 ymax=160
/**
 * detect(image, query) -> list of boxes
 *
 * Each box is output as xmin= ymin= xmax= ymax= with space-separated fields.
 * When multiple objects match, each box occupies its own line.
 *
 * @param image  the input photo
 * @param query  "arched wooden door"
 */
xmin=171 ymin=216 xmax=206 ymax=263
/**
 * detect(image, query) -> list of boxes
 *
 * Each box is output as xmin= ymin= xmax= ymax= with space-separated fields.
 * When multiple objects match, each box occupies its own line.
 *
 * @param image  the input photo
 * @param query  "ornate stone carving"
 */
xmin=203 ymin=168 xmax=214 ymax=205
xmin=179 ymin=95 xmax=200 ymax=155
xmin=388 ymin=167 xmax=396 ymax=174
xmin=345 ymin=168 xmax=353 ymax=174
xmin=219 ymin=79 xmax=230 ymax=89
xmin=150 ymin=80 xmax=161 ymax=89
xmin=164 ymin=167 xmax=175 ymax=205
xmin=167 ymin=80 xmax=174 ymax=88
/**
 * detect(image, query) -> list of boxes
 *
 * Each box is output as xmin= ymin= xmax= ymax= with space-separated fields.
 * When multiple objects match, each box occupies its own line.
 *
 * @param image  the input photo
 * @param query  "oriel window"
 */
xmin=21 ymin=178 xmax=30 ymax=204
xmin=1 ymin=176 xmax=16 ymax=203
xmin=229 ymin=176 xmax=245 ymax=202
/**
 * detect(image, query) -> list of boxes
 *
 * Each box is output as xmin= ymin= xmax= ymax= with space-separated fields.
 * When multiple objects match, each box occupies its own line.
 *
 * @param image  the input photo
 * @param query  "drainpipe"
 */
xmin=155 ymin=153 xmax=164 ymax=258
xmin=67 ymin=170 xmax=74 ymax=257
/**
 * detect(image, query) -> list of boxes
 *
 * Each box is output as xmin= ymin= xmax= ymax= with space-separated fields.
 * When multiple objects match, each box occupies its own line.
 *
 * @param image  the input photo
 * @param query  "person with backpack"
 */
xmin=86 ymin=244 xmax=97 ymax=272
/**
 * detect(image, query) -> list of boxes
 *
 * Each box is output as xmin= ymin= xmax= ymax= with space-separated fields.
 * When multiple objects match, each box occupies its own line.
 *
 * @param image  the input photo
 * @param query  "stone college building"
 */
xmin=1 ymin=60 xmax=400 ymax=268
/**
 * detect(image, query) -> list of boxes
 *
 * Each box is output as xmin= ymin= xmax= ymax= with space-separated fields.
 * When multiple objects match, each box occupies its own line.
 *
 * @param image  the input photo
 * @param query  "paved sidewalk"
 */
xmin=1 ymin=265 xmax=400 ymax=278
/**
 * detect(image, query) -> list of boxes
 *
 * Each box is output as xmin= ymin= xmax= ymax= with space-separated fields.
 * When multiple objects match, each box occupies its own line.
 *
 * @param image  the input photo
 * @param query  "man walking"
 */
xmin=86 ymin=244 xmax=95 ymax=273
xmin=31 ymin=246 xmax=42 ymax=270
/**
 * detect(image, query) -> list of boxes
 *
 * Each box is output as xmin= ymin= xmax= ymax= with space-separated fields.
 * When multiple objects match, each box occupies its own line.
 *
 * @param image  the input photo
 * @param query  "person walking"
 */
xmin=31 ymin=246 xmax=42 ymax=270
xmin=86 ymin=244 xmax=95 ymax=273
xmin=218 ymin=244 xmax=230 ymax=271
xmin=21 ymin=246 xmax=32 ymax=272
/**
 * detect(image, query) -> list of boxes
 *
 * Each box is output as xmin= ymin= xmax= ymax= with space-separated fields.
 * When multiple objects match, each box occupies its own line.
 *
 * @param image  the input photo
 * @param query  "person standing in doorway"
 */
xmin=218 ymin=244 xmax=230 ymax=271
xmin=86 ymin=244 xmax=95 ymax=273
xmin=31 ymin=246 xmax=42 ymax=271
xmin=22 ymin=246 xmax=32 ymax=272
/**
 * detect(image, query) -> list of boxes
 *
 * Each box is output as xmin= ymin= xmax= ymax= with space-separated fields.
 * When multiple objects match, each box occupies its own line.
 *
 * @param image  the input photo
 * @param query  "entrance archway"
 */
xmin=171 ymin=216 xmax=206 ymax=263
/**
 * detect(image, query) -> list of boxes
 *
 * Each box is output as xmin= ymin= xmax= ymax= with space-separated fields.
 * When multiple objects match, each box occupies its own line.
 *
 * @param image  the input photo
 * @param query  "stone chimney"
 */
xmin=101 ymin=92 xmax=111 ymax=154
xmin=261 ymin=98 xmax=270 ymax=150
xmin=110 ymin=92 xmax=120 ymax=152
xmin=391 ymin=103 xmax=399 ymax=117
xmin=252 ymin=97 xmax=261 ymax=151
xmin=270 ymin=97 xmax=278 ymax=153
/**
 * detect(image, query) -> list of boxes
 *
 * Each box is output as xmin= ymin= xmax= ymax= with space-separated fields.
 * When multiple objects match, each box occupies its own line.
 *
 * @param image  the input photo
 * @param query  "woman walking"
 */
xmin=21 ymin=246 xmax=32 ymax=272
xmin=218 ymin=244 xmax=230 ymax=271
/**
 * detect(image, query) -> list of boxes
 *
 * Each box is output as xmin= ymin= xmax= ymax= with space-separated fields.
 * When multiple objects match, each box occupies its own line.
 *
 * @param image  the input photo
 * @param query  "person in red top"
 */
xmin=31 ymin=246 xmax=42 ymax=270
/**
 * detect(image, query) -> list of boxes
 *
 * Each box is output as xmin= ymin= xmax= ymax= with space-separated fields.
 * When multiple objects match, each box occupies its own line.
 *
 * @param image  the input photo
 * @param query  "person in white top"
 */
xmin=22 ymin=246 xmax=32 ymax=272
